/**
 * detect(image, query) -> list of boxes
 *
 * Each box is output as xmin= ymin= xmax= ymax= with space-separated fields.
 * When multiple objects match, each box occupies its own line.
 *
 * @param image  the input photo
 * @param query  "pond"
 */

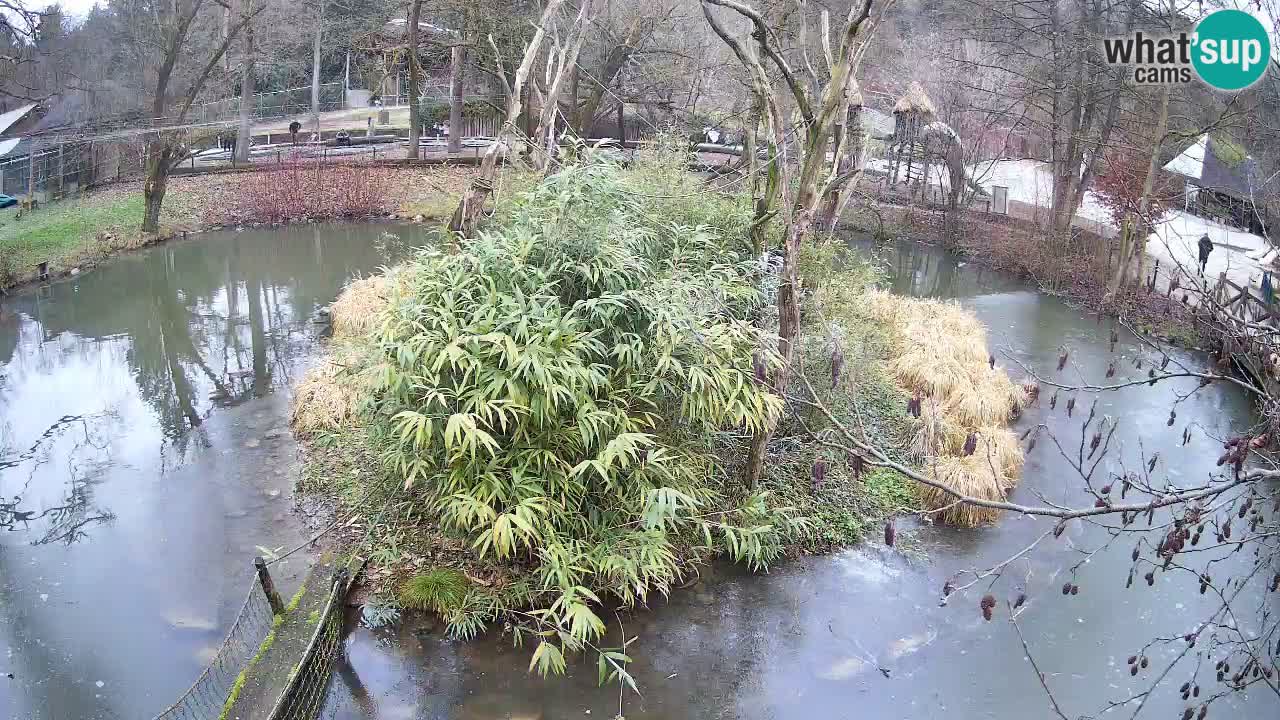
xmin=317 ymin=236 xmax=1277 ymax=720
xmin=1 ymin=227 xmax=1273 ymax=720
xmin=0 ymin=223 xmax=429 ymax=720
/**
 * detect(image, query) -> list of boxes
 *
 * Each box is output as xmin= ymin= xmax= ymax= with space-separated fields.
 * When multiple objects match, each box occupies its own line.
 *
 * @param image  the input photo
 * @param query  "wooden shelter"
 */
xmin=887 ymin=82 xmax=936 ymax=187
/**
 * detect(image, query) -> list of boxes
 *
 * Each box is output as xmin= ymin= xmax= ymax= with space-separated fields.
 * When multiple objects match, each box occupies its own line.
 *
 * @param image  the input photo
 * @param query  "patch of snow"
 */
xmin=0 ymin=138 xmax=19 ymax=157
xmin=1145 ymin=210 xmax=1270 ymax=287
xmin=0 ymin=103 xmax=35 ymax=135
xmin=1247 ymin=247 xmax=1278 ymax=264
xmin=965 ymin=159 xmax=1113 ymax=224
xmin=1163 ymin=134 xmax=1207 ymax=179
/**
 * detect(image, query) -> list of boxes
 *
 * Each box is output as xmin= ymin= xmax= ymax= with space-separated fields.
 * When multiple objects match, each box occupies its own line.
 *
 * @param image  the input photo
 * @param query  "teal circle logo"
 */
xmin=1192 ymin=9 xmax=1271 ymax=91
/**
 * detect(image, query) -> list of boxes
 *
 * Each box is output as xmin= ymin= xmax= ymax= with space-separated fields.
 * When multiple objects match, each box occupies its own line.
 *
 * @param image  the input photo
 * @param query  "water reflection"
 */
xmin=853 ymin=235 xmax=1024 ymax=298
xmin=0 ymin=223 xmax=427 ymax=720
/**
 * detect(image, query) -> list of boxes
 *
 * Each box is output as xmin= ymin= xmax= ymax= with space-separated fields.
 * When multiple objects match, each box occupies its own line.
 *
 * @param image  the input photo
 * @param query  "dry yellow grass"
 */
xmin=293 ymin=270 xmax=399 ymax=432
xmin=919 ymin=455 xmax=1009 ymax=526
xmin=329 ymin=275 xmax=389 ymax=339
xmin=864 ymin=290 xmax=1027 ymax=526
xmin=291 ymin=356 xmax=365 ymax=433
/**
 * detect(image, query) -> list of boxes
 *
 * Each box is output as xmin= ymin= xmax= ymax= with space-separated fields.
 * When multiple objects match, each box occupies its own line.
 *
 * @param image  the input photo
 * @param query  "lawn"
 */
xmin=0 ymin=191 xmax=146 ymax=288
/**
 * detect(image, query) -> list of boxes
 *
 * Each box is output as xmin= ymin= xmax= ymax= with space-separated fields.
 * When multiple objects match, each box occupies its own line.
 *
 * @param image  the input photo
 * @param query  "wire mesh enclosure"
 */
xmin=151 ymin=579 xmax=276 ymax=720
xmin=266 ymin=570 xmax=352 ymax=720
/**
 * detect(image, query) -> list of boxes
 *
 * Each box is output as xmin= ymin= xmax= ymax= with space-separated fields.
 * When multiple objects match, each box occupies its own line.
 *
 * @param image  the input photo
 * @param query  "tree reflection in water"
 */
xmin=0 ymin=414 xmax=115 ymax=544
xmin=0 ymin=226 xmax=427 ymax=550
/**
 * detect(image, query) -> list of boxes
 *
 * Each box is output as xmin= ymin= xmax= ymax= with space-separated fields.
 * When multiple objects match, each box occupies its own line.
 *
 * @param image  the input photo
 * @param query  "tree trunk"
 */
xmin=1107 ymin=86 xmax=1170 ymax=299
xmin=142 ymin=138 xmax=173 ymax=234
xmin=311 ymin=0 xmax=324 ymax=135
xmin=742 ymin=93 xmax=760 ymax=196
xmin=816 ymin=79 xmax=865 ymax=231
xmin=615 ymin=74 xmax=624 ymax=142
xmin=567 ymin=64 xmax=580 ymax=131
xmin=575 ymin=16 xmax=644 ymax=134
xmin=234 ymin=14 xmax=255 ymax=165
xmin=406 ymin=0 xmax=423 ymax=159
xmin=449 ymin=0 xmax=567 ymax=235
xmin=448 ymin=44 xmax=466 ymax=154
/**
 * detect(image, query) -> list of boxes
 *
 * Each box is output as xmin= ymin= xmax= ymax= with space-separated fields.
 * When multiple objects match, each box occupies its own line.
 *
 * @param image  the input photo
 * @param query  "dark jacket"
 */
xmin=1198 ymin=234 xmax=1214 ymax=260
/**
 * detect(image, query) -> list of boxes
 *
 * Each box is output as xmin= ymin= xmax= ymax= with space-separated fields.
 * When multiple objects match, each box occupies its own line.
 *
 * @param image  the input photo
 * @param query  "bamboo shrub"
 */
xmin=367 ymin=160 xmax=804 ymax=672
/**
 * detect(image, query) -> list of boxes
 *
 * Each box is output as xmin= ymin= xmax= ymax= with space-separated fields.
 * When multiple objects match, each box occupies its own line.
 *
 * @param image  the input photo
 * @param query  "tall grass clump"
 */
xmin=291 ymin=272 xmax=400 ymax=434
xmin=365 ymin=157 xmax=804 ymax=674
xmin=860 ymin=290 xmax=1026 ymax=525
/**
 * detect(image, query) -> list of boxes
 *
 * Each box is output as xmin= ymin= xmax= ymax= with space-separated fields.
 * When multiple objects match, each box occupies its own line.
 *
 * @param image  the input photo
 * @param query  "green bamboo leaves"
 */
xmin=366 ymin=158 xmax=805 ymax=674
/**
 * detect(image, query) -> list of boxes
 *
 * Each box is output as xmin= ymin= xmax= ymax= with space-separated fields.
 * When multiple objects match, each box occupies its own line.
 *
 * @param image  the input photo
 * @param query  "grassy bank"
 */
xmin=842 ymin=200 xmax=1202 ymax=346
xmin=0 ymin=191 xmax=152 ymax=288
xmin=287 ymin=150 xmax=1028 ymax=679
xmin=0 ymin=164 xmax=478 ymax=292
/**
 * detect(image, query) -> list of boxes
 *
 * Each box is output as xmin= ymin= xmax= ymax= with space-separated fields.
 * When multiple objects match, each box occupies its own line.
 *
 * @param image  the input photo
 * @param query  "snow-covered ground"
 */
xmin=966 ymin=158 xmax=1113 ymax=225
xmin=963 ymin=157 xmax=1272 ymax=292
xmin=1146 ymin=210 xmax=1271 ymax=290
xmin=866 ymin=152 xmax=1273 ymax=290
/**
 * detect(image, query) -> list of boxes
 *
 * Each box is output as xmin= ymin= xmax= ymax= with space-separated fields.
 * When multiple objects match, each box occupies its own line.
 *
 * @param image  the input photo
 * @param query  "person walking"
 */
xmin=1198 ymin=233 xmax=1214 ymax=275
xmin=289 ymin=120 xmax=302 ymax=146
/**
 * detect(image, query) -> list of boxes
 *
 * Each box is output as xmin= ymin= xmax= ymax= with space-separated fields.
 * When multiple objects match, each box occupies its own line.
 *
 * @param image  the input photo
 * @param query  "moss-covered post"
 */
xmin=255 ymin=556 xmax=285 ymax=615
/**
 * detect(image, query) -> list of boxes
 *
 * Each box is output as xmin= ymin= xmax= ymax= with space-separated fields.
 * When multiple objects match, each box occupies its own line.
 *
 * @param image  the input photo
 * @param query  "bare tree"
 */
xmin=407 ymin=0 xmax=424 ymax=159
xmin=531 ymin=0 xmax=596 ymax=172
xmin=448 ymin=39 xmax=465 ymax=153
xmin=234 ymin=0 xmax=259 ymax=164
xmin=448 ymin=0 xmax=575 ymax=235
xmin=310 ymin=0 xmax=326 ymax=136
xmin=950 ymin=0 xmax=1133 ymax=261
xmin=121 ymin=0 xmax=262 ymax=233
xmin=702 ymin=0 xmax=881 ymax=487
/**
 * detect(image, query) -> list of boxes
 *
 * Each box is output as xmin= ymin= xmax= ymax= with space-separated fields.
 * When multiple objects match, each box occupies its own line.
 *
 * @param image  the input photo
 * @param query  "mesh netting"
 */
xmin=267 ymin=571 xmax=350 ymax=720
xmin=152 ymin=579 xmax=275 ymax=720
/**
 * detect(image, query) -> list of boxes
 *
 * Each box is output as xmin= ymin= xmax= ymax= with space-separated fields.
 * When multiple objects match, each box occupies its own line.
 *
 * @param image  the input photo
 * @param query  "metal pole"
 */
xmin=255 ymin=557 xmax=285 ymax=615
xmin=616 ymin=74 xmax=625 ymax=142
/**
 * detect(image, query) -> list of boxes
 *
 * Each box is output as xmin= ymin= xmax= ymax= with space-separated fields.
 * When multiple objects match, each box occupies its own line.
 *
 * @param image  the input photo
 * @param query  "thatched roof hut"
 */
xmin=892 ymin=82 xmax=937 ymax=118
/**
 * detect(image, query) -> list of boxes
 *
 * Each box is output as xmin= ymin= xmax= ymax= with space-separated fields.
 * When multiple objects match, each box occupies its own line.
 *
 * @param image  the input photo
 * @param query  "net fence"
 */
xmin=190 ymin=83 xmax=347 ymax=124
xmin=267 ymin=570 xmax=351 ymax=720
xmin=151 ymin=578 xmax=276 ymax=720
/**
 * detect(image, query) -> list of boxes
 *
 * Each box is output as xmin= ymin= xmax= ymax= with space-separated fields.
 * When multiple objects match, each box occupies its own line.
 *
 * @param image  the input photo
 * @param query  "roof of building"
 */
xmin=0 ymin=103 xmax=38 ymax=136
xmin=1163 ymin=133 xmax=1259 ymax=199
xmin=892 ymin=82 xmax=936 ymax=116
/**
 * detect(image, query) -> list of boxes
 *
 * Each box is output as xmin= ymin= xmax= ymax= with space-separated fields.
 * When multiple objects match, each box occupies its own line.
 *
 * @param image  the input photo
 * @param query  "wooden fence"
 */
xmin=1140 ymin=259 xmax=1280 ymax=393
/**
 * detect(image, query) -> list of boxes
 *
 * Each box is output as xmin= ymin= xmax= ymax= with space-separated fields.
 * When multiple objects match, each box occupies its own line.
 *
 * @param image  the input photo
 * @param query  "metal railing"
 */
xmin=190 ymin=83 xmax=347 ymax=124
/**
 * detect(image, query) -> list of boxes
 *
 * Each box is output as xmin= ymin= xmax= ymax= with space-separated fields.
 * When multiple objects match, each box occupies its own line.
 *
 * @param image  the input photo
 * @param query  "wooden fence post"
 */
xmin=255 ymin=556 xmax=285 ymax=615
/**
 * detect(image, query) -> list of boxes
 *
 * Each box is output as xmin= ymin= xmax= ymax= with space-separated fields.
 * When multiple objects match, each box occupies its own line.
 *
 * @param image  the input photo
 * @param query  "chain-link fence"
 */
xmin=151 ymin=578 xmax=277 ymax=720
xmin=190 ymin=83 xmax=347 ymax=125
xmin=0 ymin=138 xmax=147 ymax=200
xmin=266 ymin=569 xmax=352 ymax=720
